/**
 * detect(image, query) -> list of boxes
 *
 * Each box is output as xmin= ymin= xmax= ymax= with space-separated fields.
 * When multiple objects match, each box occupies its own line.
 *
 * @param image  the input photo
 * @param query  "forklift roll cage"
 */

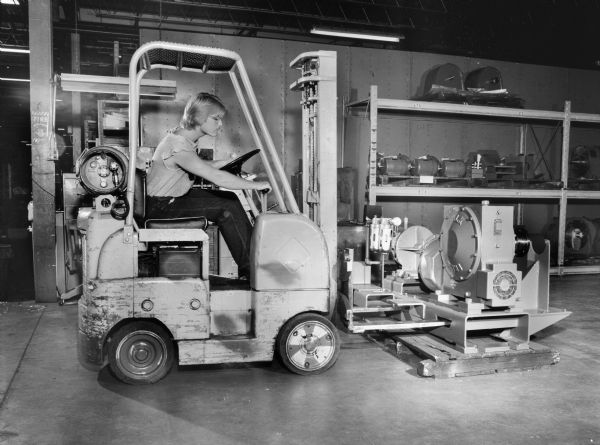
xmin=125 ymin=41 xmax=300 ymax=231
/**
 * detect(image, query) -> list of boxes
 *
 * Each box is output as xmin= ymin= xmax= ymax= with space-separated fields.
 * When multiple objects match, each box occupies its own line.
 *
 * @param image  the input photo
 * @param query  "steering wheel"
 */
xmin=219 ymin=149 xmax=260 ymax=175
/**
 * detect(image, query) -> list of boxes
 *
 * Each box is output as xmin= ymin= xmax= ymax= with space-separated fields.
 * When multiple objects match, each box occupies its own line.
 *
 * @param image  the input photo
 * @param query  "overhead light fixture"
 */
xmin=0 ymin=77 xmax=30 ymax=82
xmin=310 ymin=27 xmax=402 ymax=43
xmin=0 ymin=47 xmax=30 ymax=54
xmin=0 ymin=0 xmax=20 ymax=5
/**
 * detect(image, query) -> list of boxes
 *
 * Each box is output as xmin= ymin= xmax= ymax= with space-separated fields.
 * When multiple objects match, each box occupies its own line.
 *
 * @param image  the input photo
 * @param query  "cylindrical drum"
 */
xmin=381 ymin=154 xmax=411 ymax=176
xmin=412 ymin=155 xmax=440 ymax=176
xmin=440 ymin=159 xmax=466 ymax=178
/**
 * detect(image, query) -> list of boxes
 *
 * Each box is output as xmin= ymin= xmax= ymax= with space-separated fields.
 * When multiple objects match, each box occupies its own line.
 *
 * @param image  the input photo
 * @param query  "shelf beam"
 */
xmin=349 ymin=97 xmax=600 ymax=124
xmin=372 ymin=186 xmax=563 ymax=200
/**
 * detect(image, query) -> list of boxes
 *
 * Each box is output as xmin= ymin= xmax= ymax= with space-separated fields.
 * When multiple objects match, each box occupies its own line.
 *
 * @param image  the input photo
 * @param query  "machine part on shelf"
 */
xmin=464 ymin=66 xmax=503 ymax=91
xmin=75 ymin=145 xmax=128 ymax=195
xmin=569 ymin=145 xmax=600 ymax=179
xmin=570 ymin=146 xmax=590 ymax=178
xmin=465 ymin=150 xmax=502 ymax=179
xmin=440 ymin=158 xmax=466 ymax=178
xmin=469 ymin=154 xmax=485 ymax=179
xmin=422 ymin=63 xmax=464 ymax=93
xmin=379 ymin=154 xmax=411 ymax=176
xmin=514 ymin=225 xmax=531 ymax=258
xmin=501 ymin=154 xmax=535 ymax=180
xmin=411 ymin=155 xmax=440 ymax=177
xmin=391 ymin=225 xmax=434 ymax=276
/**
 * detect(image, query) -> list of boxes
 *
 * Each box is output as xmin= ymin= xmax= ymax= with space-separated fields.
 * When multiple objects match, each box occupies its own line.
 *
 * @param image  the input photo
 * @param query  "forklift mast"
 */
xmin=290 ymin=51 xmax=338 ymax=311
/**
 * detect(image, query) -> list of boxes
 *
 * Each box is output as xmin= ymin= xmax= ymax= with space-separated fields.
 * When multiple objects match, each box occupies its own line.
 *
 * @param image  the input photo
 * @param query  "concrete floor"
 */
xmin=0 ymin=275 xmax=599 ymax=445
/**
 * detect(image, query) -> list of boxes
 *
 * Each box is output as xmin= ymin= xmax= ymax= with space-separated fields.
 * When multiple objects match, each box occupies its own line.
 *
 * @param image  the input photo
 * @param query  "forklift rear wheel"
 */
xmin=108 ymin=321 xmax=174 ymax=385
xmin=277 ymin=313 xmax=340 ymax=376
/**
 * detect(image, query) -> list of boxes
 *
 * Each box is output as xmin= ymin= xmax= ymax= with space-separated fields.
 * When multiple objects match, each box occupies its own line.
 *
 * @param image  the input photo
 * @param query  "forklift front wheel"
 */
xmin=107 ymin=321 xmax=174 ymax=385
xmin=277 ymin=313 xmax=340 ymax=376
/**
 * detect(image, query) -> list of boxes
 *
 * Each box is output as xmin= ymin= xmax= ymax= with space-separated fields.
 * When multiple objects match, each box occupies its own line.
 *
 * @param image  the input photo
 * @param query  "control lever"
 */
xmin=258 ymin=188 xmax=269 ymax=212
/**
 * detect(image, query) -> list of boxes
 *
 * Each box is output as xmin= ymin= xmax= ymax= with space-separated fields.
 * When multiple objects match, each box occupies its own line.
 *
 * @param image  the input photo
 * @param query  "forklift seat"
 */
xmin=134 ymin=169 xmax=208 ymax=230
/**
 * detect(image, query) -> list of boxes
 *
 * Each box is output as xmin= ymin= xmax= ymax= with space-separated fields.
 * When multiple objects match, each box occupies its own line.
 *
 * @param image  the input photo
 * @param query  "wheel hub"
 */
xmin=131 ymin=342 xmax=153 ymax=364
xmin=287 ymin=322 xmax=335 ymax=371
xmin=116 ymin=331 xmax=166 ymax=377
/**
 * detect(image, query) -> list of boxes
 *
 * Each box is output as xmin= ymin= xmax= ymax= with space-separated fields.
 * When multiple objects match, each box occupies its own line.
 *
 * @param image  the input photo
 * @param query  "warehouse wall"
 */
xmin=139 ymin=30 xmax=600 ymax=236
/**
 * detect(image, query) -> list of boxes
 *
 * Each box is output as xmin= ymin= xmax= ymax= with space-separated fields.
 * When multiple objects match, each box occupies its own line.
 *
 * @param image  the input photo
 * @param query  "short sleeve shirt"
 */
xmin=146 ymin=133 xmax=196 ymax=197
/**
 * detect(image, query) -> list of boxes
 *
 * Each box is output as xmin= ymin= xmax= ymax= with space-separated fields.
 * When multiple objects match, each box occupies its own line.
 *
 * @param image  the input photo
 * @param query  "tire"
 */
xmin=107 ymin=321 xmax=174 ymax=385
xmin=277 ymin=313 xmax=340 ymax=376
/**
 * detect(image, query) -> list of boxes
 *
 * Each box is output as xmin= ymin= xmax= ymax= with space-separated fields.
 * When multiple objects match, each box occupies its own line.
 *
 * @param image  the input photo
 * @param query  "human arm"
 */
xmin=175 ymin=150 xmax=270 ymax=191
xmin=206 ymin=158 xmax=231 ymax=169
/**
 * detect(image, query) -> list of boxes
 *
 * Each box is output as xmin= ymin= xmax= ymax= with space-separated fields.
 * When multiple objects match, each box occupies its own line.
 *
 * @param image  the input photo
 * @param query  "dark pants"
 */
xmin=147 ymin=188 xmax=252 ymax=276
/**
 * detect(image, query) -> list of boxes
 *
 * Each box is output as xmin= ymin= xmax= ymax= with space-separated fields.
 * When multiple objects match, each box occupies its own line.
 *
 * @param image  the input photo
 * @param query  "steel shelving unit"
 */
xmin=347 ymin=85 xmax=600 ymax=275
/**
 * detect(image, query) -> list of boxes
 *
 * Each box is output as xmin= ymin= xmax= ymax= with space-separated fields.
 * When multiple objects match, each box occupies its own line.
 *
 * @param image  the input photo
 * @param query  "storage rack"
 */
xmin=97 ymin=100 xmax=129 ymax=148
xmin=348 ymin=85 xmax=600 ymax=275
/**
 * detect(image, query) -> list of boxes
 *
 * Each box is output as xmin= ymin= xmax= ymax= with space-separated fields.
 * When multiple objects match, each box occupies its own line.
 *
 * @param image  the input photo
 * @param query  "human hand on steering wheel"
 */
xmin=253 ymin=181 xmax=271 ymax=193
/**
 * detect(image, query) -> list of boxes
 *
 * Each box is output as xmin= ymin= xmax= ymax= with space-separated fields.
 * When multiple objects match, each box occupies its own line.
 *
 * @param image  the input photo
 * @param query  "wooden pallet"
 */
xmin=391 ymin=333 xmax=560 ymax=379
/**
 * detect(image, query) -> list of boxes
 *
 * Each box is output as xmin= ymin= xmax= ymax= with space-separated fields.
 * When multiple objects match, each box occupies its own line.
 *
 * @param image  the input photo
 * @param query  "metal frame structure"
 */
xmin=126 ymin=41 xmax=299 ymax=232
xmin=289 ymin=50 xmax=338 ymax=312
xmin=348 ymin=84 xmax=600 ymax=276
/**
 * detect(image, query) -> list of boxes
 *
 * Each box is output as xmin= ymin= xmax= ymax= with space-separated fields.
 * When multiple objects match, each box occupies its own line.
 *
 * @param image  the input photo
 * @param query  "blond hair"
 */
xmin=180 ymin=92 xmax=226 ymax=130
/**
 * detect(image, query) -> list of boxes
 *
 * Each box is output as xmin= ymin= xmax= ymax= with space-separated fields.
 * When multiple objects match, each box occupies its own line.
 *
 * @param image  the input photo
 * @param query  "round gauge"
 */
xmin=76 ymin=146 xmax=129 ymax=195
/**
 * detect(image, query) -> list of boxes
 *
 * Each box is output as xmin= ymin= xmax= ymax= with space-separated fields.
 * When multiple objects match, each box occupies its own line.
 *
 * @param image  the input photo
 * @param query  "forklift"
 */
xmin=76 ymin=42 xmax=340 ymax=384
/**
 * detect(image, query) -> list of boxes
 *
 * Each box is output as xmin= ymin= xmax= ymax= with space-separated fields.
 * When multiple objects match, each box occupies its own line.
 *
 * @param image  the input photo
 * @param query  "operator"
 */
xmin=146 ymin=92 xmax=270 ymax=279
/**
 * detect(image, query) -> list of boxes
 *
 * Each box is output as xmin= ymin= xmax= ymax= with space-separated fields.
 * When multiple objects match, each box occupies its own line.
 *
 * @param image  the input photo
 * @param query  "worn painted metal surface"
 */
xmin=133 ymin=278 xmax=210 ymax=340
xmin=178 ymin=289 xmax=328 ymax=365
xmin=78 ymin=278 xmax=134 ymax=368
xmin=79 ymin=205 xmax=135 ymax=280
xmin=210 ymin=289 xmax=252 ymax=336
xmin=251 ymin=213 xmax=329 ymax=291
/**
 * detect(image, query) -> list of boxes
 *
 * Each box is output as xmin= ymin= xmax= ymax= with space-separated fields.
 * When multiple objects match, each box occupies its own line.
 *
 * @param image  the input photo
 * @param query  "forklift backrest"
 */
xmin=132 ymin=169 xmax=208 ymax=230
xmin=133 ymin=169 xmax=146 ymax=225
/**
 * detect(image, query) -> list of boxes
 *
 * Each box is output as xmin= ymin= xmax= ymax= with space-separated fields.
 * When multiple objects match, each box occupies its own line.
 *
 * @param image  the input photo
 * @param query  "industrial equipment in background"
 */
xmin=543 ymin=216 xmax=600 ymax=265
xmin=76 ymin=42 xmax=341 ymax=384
xmin=377 ymin=149 xmax=545 ymax=188
xmin=569 ymin=145 xmax=600 ymax=189
xmin=338 ymin=201 xmax=570 ymax=378
xmin=415 ymin=63 xmax=524 ymax=108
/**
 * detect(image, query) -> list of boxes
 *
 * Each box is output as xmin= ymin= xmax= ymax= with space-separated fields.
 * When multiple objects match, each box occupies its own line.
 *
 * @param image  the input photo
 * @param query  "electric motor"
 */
xmin=380 ymin=154 xmax=411 ymax=176
xmin=75 ymin=146 xmax=129 ymax=195
xmin=411 ymin=155 xmax=440 ymax=176
xmin=440 ymin=159 xmax=466 ymax=178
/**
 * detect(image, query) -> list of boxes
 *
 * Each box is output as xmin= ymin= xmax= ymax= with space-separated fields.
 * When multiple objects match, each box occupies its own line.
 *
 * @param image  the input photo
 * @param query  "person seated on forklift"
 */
xmin=146 ymin=92 xmax=270 ymax=280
